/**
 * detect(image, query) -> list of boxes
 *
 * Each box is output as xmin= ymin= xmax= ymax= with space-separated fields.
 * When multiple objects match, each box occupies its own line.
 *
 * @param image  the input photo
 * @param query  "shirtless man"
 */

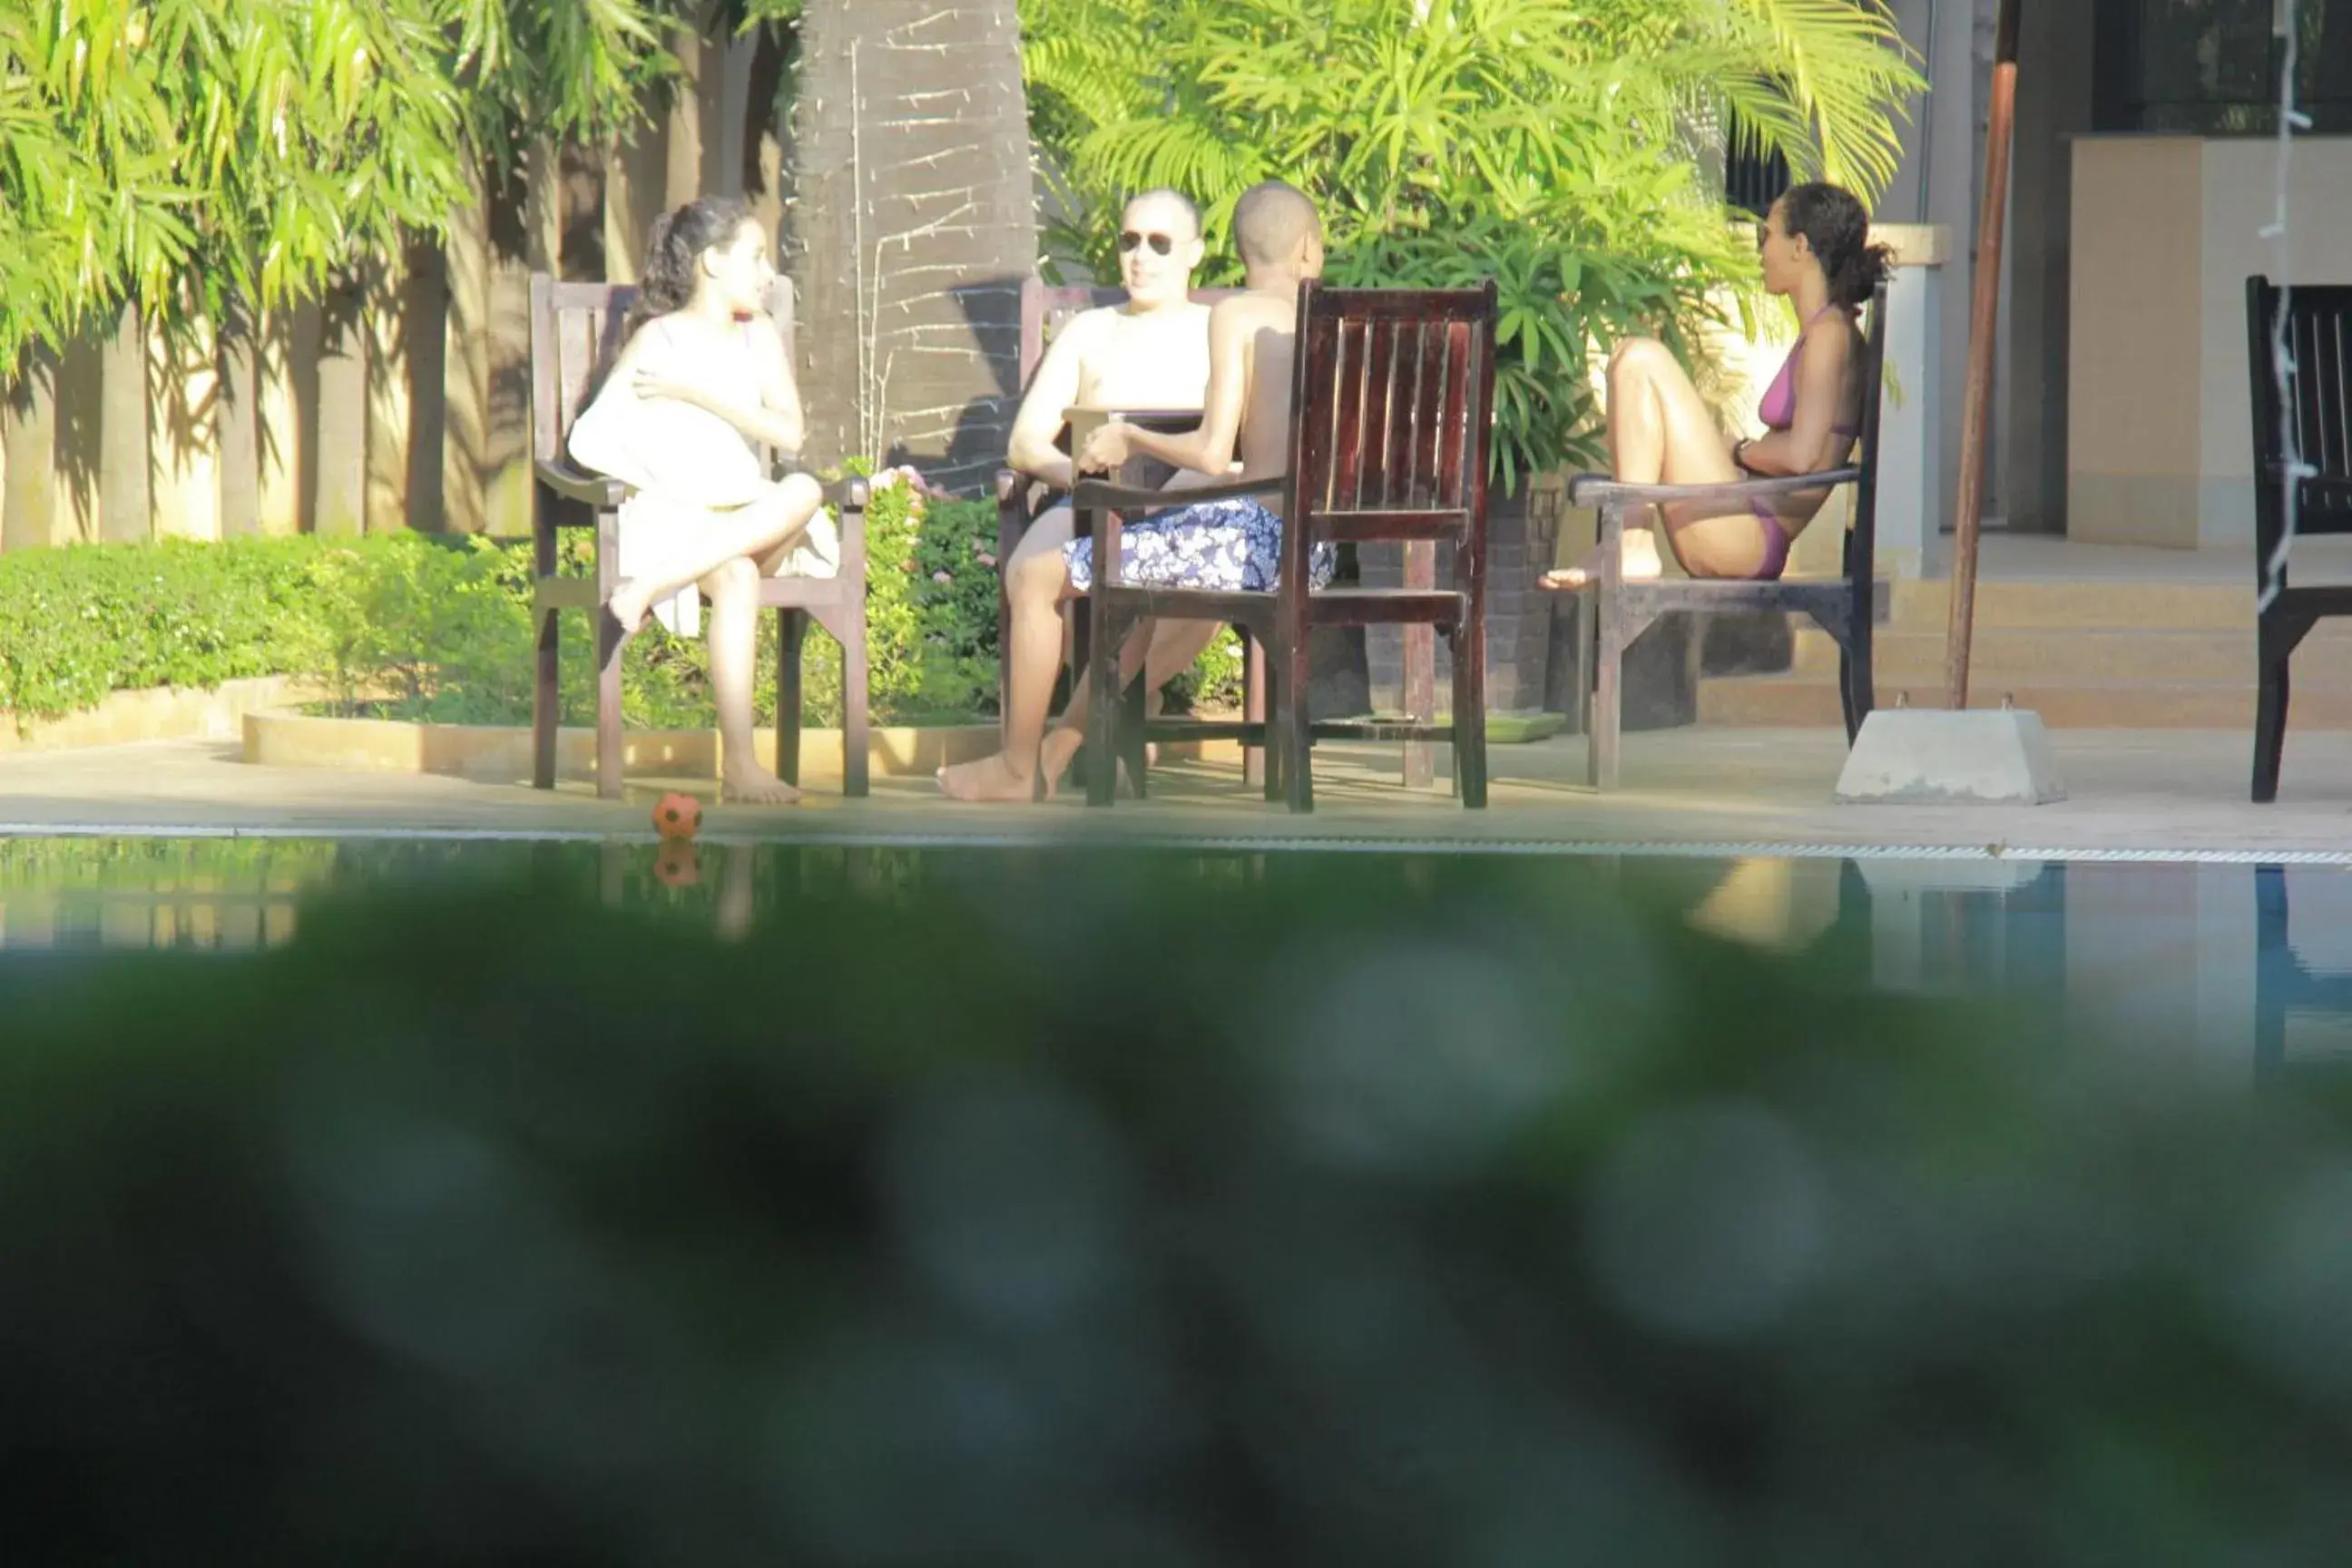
xmin=998 ymin=189 xmax=1217 ymax=754
xmin=940 ymin=181 xmax=1329 ymax=802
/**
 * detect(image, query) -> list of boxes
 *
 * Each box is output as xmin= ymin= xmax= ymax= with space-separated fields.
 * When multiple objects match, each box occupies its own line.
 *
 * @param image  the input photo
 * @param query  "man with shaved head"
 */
xmin=943 ymin=181 xmax=1329 ymax=803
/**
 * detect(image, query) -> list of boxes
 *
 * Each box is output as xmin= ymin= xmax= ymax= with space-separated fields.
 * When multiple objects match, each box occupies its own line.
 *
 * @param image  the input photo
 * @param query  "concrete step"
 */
xmin=1882 ymin=577 xmax=2341 ymax=632
xmin=1696 ymin=674 xmax=2352 ymax=730
xmin=1787 ymin=624 xmax=2352 ymax=683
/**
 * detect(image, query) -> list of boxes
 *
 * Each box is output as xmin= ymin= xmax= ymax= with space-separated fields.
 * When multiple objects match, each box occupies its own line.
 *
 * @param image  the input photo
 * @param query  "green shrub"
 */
xmin=0 ymin=488 xmax=1251 ymax=733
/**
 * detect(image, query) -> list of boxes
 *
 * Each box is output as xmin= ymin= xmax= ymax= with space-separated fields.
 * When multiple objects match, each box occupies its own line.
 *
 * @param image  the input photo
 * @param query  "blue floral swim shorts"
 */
xmin=1063 ymin=496 xmax=1337 ymax=593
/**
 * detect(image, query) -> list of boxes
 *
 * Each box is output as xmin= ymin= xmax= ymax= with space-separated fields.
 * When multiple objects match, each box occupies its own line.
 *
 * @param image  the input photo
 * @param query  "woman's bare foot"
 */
xmin=607 ymin=580 xmax=652 ymax=634
xmin=1539 ymin=528 xmax=1663 ymax=591
xmin=720 ymin=763 xmax=801 ymax=805
xmin=936 ymin=751 xmax=1042 ymax=803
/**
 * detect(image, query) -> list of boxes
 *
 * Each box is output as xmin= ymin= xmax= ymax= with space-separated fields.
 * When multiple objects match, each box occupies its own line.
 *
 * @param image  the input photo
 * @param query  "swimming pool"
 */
xmin=3 ymin=836 xmax=2343 ymax=1078
xmin=6 ymin=832 xmax=2351 ymax=1559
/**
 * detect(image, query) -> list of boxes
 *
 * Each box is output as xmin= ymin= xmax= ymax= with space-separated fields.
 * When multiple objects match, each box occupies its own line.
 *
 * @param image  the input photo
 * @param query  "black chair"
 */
xmin=1563 ymin=281 xmax=1893 ymax=789
xmin=2246 ymin=278 xmax=2352 ymax=804
xmin=1076 ymin=280 xmax=1500 ymax=813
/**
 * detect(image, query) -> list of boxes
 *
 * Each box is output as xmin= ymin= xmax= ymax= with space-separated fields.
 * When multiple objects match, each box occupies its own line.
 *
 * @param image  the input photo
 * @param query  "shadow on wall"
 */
xmin=900 ymin=276 xmax=1027 ymax=496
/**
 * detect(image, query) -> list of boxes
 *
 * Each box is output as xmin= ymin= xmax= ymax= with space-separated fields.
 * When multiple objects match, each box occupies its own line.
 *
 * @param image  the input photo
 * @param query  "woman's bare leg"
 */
xmin=1542 ymin=338 xmax=1766 ymax=588
xmin=610 ymin=474 xmax=825 ymax=632
xmin=702 ymin=555 xmax=799 ymax=804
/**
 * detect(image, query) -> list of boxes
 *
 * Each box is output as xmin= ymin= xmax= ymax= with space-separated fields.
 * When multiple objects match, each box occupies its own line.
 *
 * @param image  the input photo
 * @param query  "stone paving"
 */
xmin=2 ymin=727 xmax=2349 ymax=858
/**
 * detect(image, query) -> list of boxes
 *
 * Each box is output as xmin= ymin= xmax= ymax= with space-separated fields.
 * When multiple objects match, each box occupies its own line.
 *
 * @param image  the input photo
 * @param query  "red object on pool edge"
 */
xmin=652 ymin=792 xmax=702 ymax=841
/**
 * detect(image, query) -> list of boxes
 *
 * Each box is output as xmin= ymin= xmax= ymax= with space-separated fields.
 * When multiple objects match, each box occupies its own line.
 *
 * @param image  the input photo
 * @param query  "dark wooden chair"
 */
xmin=2246 ymin=278 xmax=2352 ymax=804
xmin=995 ymin=279 xmax=1269 ymax=781
xmin=1561 ymin=281 xmax=1892 ymax=789
xmin=1076 ymin=280 xmax=1499 ymax=813
xmin=527 ymin=274 xmax=869 ymax=799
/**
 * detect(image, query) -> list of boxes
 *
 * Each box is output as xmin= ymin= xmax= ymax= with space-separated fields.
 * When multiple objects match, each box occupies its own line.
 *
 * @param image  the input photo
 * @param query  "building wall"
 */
xmin=2070 ymin=135 xmax=2352 ymax=550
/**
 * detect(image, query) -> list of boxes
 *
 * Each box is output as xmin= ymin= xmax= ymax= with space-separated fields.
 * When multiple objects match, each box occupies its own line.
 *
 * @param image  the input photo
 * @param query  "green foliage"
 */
xmin=1020 ymin=0 xmax=1923 ymax=485
xmin=0 ymin=508 xmax=1006 ymax=736
xmin=0 ymin=1 xmax=801 ymax=366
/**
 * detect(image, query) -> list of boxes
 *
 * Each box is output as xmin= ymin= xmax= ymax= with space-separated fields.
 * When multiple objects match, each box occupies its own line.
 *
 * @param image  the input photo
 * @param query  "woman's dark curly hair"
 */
xmin=1777 ymin=182 xmax=1894 ymax=309
xmin=623 ymin=197 xmax=756 ymax=338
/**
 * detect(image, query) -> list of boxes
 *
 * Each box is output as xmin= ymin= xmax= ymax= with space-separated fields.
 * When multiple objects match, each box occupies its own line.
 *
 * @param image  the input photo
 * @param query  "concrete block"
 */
xmin=1835 ymin=709 xmax=2067 ymax=805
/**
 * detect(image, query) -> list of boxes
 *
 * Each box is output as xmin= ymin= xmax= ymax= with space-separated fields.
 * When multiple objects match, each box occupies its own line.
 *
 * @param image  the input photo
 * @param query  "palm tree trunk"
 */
xmin=788 ymin=0 xmax=1035 ymax=491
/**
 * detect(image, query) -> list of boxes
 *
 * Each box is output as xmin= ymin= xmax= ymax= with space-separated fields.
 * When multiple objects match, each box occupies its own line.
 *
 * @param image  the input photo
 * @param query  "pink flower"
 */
xmin=975 ymin=552 xmax=997 ymax=569
xmin=930 ymin=570 xmax=953 ymax=584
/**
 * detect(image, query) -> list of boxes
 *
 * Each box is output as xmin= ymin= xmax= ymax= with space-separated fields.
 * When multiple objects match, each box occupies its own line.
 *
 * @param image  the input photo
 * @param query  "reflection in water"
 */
xmin=6 ymin=839 xmax=2352 ymax=1076
xmin=9 ymin=838 xmax=2352 ymax=1560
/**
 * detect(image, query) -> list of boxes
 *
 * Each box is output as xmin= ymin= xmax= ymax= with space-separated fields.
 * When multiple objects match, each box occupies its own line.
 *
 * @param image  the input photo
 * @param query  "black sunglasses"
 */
xmin=1118 ymin=230 xmax=1177 ymax=255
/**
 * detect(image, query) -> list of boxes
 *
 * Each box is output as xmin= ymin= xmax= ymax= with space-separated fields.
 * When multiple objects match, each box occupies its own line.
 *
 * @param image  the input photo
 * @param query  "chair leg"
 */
xmin=1838 ymin=622 xmax=1876 ymax=744
xmin=2254 ymin=622 xmax=2292 ymax=805
xmin=1242 ymin=631 xmax=1267 ymax=789
xmin=1262 ymin=651 xmax=1285 ymax=802
xmin=1284 ymin=627 xmax=1316 ymax=815
xmin=596 ymin=609 xmax=628 ymax=801
xmin=533 ymin=606 xmax=560 ymax=790
xmin=1086 ymin=603 xmax=1122 ymax=808
xmin=833 ymin=603 xmax=871 ymax=799
xmin=1119 ymin=671 xmax=1151 ymax=800
xmin=1453 ymin=613 xmax=1488 ymax=809
xmin=775 ymin=609 xmax=807 ymax=788
xmin=1573 ymin=592 xmax=1595 ymax=739
xmin=1589 ymin=586 xmax=1622 ymax=791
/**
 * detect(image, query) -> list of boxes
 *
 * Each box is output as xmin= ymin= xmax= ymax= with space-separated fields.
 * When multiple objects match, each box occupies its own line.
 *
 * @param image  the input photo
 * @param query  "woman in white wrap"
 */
xmin=568 ymin=197 xmax=827 ymax=805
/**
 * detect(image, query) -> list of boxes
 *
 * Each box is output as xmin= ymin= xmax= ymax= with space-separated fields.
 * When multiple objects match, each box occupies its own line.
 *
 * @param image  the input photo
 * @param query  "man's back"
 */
xmin=1214 ymin=289 xmax=1300 ymax=493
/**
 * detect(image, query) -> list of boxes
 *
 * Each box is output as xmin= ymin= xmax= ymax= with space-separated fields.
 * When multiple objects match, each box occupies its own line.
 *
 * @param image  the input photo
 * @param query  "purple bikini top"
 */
xmin=1758 ymin=305 xmax=1862 ymax=437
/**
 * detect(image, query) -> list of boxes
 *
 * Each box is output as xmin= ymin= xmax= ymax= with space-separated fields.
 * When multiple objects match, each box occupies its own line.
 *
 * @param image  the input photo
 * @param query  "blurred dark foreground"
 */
xmin=4 ymin=848 xmax=2351 ymax=1566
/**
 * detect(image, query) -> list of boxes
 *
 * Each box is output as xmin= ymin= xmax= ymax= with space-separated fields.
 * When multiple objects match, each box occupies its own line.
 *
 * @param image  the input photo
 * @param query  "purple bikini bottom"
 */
xmin=1745 ymin=503 xmax=1792 ymax=581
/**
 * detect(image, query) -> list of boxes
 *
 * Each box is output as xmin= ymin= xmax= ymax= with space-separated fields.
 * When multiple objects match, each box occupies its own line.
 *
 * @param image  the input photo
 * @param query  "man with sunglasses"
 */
xmin=944 ymin=181 xmax=1327 ymax=804
xmin=981 ymin=189 xmax=1215 ymax=789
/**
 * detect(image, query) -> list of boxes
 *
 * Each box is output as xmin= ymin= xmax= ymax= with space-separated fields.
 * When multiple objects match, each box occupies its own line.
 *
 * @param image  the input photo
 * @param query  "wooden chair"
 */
xmin=1076 ymin=280 xmax=1499 ymax=813
xmin=995 ymin=280 xmax=1269 ymax=780
xmin=1564 ymin=280 xmax=1892 ymax=789
xmin=2246 ymin=278 xmax=2352 ymax=804
xmin=527 ymin=275 xmax=870 ymax=800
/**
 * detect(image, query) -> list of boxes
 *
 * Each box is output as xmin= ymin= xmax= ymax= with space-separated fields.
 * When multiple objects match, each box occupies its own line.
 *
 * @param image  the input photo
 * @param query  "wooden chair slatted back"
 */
xmin=529 ymin=277 xmax=799 ymax=473
xmin=1289 ymin=282 xmax=1498 ymax=544
xmin=2249 ymin=279 xmax=2352 ymax=539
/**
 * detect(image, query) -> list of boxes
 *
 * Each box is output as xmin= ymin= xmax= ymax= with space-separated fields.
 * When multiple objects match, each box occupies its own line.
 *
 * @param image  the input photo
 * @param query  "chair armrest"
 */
xmin=536 ymin=459 xmax=629 ymax=510
xmin=1072 ymin=474 xmax=1283 ymax=512
xmin=1568 ymin=467 xmax=1863 ymax=511
xmin=822 ymin=475 xmax=869 ymax=513
xmin=995 ymin=467 xmax=1025 ymax=505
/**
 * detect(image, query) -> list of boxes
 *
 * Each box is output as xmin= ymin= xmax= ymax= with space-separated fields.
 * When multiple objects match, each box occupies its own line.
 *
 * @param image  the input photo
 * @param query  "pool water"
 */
xmin=8 ymin=834 xmax=2352 ymax=1559
xmin=3 ymin=837 xmax=2344 ymax=1077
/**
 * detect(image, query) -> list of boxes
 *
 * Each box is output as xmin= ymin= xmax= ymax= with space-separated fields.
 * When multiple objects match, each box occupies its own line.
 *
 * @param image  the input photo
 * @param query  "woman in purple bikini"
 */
xmin=1541 ymin=182 xmax=1891 ymax=589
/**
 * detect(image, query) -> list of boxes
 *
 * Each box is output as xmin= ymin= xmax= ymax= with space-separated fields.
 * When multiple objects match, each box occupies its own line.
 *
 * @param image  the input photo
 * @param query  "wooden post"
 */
xmin=314 ymin=284 xmax=369 ymax=537
xmin=148 ymin=316 xmax=220 ymax=540
xmin=1944 ymin=0 xmax=2021 ymax=710
xmin=100 ymin=303 xmax=152 ymax=543
xmin=3 ymin=350 xmax=58 ymax=552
